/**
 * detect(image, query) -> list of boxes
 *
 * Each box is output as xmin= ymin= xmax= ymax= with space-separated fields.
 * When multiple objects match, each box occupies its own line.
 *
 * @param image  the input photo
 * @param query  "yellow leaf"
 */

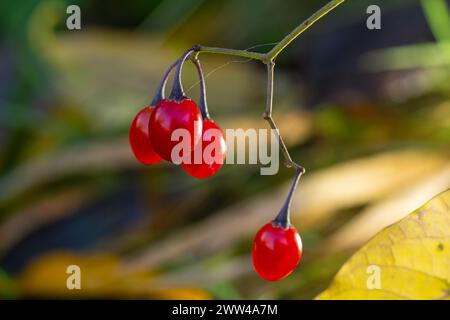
xmin=316 ymin=190 xmax=450 ymax=300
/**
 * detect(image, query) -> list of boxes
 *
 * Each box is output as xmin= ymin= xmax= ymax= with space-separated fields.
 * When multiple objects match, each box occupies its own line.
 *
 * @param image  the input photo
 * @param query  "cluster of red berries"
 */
xmin=129 ymin=46 xmax=303 ymax=282
xmin=129 ymin=47 xmax=226 ymax=179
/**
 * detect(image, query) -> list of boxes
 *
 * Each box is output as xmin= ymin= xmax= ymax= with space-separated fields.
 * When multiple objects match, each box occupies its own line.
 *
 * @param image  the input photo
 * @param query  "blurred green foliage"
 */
xmin=0 ymin=0 xmax=449 ymax=299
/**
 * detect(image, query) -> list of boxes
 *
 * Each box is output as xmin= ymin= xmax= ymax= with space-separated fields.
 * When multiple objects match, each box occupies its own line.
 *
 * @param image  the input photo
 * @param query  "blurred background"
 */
xmin=0 ymin=0 xmax=449 ymax=299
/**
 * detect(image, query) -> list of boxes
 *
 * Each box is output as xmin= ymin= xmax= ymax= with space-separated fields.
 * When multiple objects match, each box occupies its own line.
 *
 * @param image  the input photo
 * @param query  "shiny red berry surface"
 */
xmin=182 ymin=119 xmax=226 ymax=179
xmin=149 ymin=98 xmax=203 ymax=162
xmin=252 ymin=222 xmax=302 ymax=281
xmin=129 ymin=107 xmax=161 ymax=165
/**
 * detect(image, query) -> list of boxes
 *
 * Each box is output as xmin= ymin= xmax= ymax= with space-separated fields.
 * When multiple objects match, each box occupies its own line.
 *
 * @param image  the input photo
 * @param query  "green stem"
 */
xmin=197 ymin=46 xmax=266 ymax=61
xmin=197 ymin=0 xmax=344 ymax=63
xmin=267 ymin=0 xmax=344 ymax=60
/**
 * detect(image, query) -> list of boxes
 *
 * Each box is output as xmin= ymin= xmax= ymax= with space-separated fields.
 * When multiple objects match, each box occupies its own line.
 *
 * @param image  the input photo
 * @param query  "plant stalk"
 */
xmin=197 ymin=0 xmax=344 ymax=63
xmin=267 ymin=0 xmax=344 ymax=60
xmin=192 ymin=1 xmax=344 ymax=172
xmin=197 ymin=46 xmax=266 ymax=61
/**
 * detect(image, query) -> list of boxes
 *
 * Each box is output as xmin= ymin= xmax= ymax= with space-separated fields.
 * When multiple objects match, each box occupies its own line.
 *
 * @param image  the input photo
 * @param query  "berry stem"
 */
xmin=273 ymin=168 xmax=304 ymax=229
xmin=151 ymin=60 xmax=179 ymax=105
xmin=189 ymin=56 xmax=210 ymax=120
xmin=169 ymin=45 xmax=201 ymax=101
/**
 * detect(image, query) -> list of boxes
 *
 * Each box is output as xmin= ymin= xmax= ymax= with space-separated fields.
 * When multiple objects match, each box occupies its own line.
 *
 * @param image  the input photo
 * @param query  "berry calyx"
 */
xmin=129 ymin=106 xmax=161 ymax=165
xmin=182 ymin=119 xmax=226 ymax=179
xmin=149 ymin=98 xmax=203 ymax=162
xmin=252 ymin=222 xmax=302 ymax=281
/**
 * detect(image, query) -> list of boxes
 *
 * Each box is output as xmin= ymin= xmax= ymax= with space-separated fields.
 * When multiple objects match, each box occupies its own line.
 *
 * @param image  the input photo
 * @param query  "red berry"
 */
xmin=149 ymin=99 xmax=203 ymax=162
xmin=182 ymin=119 xmax=226 ymax=179
xmin=129 ymin=107 xmax=161 ymax=165
xmin=252 ymin=222 xmax=302 ymax=281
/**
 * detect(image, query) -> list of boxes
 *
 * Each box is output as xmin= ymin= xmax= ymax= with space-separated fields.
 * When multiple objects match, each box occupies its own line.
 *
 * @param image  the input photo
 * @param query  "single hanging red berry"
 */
xmin=129 ymin=106 xmax=161 ymax=165
xmin=182 ymin=119 xmax=226 ymax=179
xmin=149 ymin=98 xmax=203 ymax=162
xmin=252 ymin=222 xmax=303 ymax=281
